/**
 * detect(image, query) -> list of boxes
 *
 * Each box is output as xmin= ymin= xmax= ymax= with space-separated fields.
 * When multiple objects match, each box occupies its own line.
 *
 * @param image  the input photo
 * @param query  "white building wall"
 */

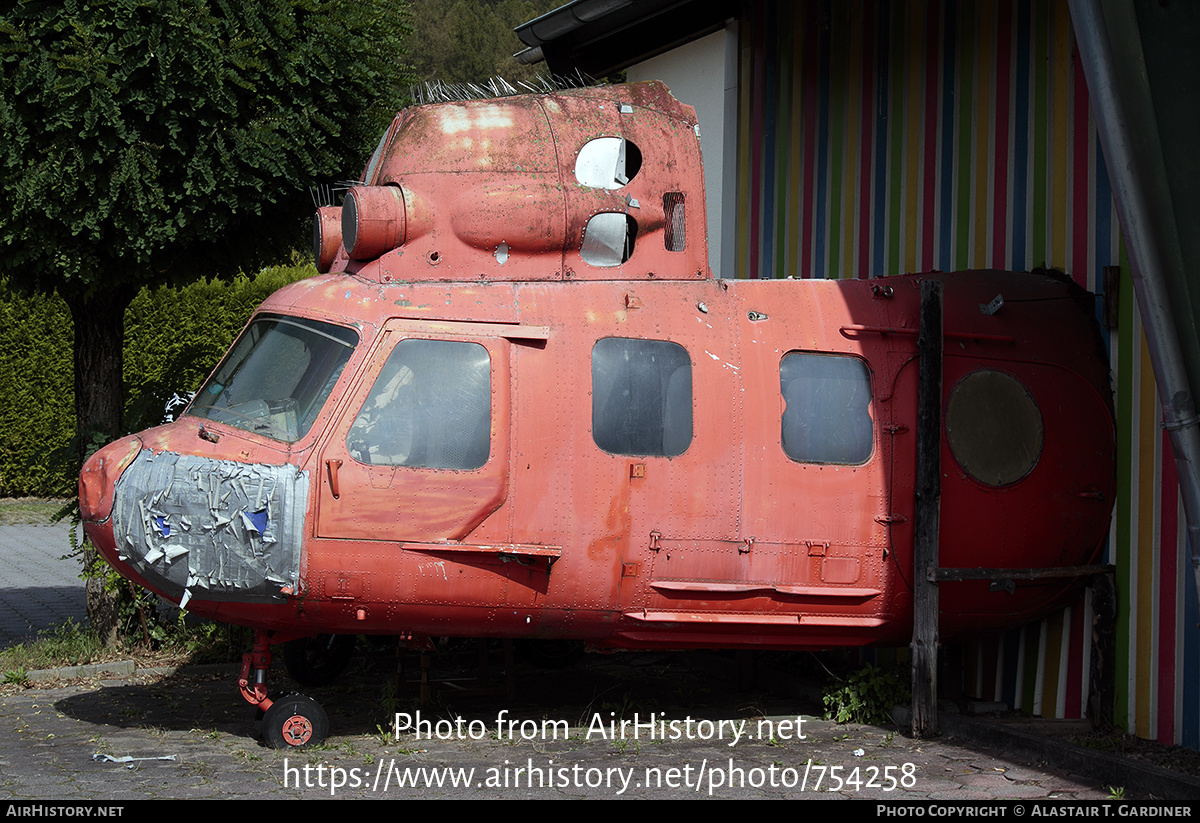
xmin=627 ymin=24 xmax=737 ymax=278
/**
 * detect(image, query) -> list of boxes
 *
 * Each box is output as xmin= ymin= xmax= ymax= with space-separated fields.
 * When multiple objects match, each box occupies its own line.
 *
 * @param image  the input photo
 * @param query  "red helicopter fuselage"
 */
xmin=80 ymin=81 xmax=1115 ymax=656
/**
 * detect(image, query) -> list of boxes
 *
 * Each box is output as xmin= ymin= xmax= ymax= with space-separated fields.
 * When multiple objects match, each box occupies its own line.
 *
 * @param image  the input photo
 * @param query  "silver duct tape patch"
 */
xmin=111 ymin=450 xmax=308 ymax=603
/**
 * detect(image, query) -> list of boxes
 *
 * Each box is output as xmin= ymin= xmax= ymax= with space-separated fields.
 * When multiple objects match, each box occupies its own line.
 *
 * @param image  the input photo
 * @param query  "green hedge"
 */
xmin=0 ymin=286 xmax=75 ymax=497
xmin=0 ymin=263 xmax=313 ymax=497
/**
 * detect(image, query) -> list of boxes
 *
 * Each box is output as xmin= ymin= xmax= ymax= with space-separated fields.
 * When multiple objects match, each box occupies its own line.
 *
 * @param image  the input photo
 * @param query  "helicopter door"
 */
xmin=314 ymin=322 xmax=510 ymax=543
xmin=589 ymin=335 xmax=743 ymax=611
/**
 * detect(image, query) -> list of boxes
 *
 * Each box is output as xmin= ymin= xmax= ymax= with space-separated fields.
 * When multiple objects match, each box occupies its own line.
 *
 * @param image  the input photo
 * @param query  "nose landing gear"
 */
xmin=240 ymin=630 xmax=330 ymax=748
xmin=262 ymin=694 xmax=329 ymax=748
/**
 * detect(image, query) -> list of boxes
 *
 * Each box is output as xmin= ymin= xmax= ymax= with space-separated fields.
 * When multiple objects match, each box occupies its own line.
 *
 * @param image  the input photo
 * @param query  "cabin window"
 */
xmin=592 ymin=337 xmax=692 ymax=457
xmin=780 ymin=353 xmax=873 ymax=465
xmin=574 ymin=137 xmax=642 ymax=189
xmin=188 ymin=315 xmax=358 ymax=443
xmin=946 ymin=369 xmax=1043 ymax=486
xmin=347 ymin=339 xmax=490 ymax=470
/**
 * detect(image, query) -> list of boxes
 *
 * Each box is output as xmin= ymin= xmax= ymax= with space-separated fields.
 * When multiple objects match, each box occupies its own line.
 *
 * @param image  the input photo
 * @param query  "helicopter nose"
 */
xmin=79 ymin=435 xmax=143 ymax=523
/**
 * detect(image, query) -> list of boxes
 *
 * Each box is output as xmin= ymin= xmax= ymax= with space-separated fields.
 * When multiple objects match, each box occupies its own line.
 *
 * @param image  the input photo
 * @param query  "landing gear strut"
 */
xmin=240 ymin=630 xmax=329 ymax=748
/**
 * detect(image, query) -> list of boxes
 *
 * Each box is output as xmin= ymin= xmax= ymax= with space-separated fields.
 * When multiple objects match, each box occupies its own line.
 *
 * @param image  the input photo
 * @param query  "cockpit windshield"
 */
xmin=187 ymin=315 xmax=358 ymax=442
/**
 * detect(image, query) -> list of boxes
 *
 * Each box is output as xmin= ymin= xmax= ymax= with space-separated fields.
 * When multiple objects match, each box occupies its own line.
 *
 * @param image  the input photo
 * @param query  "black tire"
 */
xmin=283 ymin=634 xmax=356 ymax=686
xmin=262 ymin=694 xmax=329 ymax=749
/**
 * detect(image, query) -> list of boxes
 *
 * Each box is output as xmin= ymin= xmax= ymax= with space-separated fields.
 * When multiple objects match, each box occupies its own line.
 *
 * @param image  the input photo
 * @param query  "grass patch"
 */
xmin=174 ymin=620 xmax=252 ymax=665
xmin=0 ymin=498 xmax=68 ymax=526
xmin=0 ymin=618 xmax=108 ymax=674
xmin=0 ymin=615 xmax=249 ymax=680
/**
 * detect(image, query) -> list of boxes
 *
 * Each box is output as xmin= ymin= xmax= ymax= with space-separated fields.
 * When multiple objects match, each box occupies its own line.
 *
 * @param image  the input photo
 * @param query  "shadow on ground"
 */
xmin=52 ymin=645 xmax=820 ymax=745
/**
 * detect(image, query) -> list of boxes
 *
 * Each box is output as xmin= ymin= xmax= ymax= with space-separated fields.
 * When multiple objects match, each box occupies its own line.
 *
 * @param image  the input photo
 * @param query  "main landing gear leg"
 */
xmin=239 ymin=629 xmax=329 ymax=749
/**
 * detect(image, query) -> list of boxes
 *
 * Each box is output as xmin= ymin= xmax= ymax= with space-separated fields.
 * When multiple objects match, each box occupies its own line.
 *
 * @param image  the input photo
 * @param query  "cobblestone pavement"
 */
xmin=0 ymin=522 xmax=87 ymax=645
xmin=0 ymin=647 xmax=1191 ymax=802
xmin=0 ymin=524 xmax=1196 ymax=801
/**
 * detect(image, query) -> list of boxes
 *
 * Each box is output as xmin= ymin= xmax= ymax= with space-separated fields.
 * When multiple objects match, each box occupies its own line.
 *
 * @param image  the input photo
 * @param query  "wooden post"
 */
xmin=911 ymin=279 xmax=943 ymax=738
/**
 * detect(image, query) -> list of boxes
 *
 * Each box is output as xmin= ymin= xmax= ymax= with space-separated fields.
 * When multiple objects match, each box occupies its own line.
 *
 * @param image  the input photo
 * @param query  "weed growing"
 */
xmin=822 ymin=663 xmax=910 ymax=726
xmin=0 ymin=618 xmax=106 ymax=673
xmin=0 ymin=613 xmax=248 ymax=678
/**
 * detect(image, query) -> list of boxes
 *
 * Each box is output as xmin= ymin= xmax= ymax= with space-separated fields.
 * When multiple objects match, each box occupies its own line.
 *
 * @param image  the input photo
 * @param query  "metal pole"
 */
xmin=1069 ymin=0 xmax=1200 ymax=610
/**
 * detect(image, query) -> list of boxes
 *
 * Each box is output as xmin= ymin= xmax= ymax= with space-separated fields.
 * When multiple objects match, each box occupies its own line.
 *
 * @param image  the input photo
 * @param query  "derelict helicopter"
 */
xmin=79 ymin=81 xmax=1116 ymax=748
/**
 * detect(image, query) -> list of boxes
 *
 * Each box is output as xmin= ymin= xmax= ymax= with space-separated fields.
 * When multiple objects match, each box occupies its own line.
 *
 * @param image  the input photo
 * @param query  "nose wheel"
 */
xmin=262 ymin=694 xmax=329 ymax=749
xmin=240 ymin=630 xmax=330 ymax=749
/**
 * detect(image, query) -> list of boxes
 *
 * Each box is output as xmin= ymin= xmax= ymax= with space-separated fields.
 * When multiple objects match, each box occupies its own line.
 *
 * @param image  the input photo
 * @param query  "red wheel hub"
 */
xmin=281 ymin=715 xmax=313 ymax=746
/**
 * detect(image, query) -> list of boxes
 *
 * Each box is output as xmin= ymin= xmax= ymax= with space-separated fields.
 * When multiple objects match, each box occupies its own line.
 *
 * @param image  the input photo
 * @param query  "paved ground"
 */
xmin=0 ymin=651 xmax=1135 ymax=801
xmin=0 ymin=523 xmax=1197 ymax=802
xmin=0 ymin=523 xmax=87 ymax=644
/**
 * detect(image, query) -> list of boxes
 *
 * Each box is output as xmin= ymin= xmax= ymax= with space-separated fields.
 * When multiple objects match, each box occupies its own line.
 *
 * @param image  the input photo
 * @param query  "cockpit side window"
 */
xmin=188 ymin=316 xmax=358 ymax=443
xmin=347 ymin=339 xmax=491 ymax=470
xmin=780 ymin=353 xmax=873 ymax=465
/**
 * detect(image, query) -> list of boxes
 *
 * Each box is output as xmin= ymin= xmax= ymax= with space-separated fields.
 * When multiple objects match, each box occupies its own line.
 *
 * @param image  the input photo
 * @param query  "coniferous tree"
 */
xmin=407 ymin=0 xmax=560 ymax=86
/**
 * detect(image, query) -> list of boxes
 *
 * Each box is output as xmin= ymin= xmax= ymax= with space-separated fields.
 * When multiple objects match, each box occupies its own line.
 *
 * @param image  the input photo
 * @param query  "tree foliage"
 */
xmin=406 ymin=0 xmax=560 ymax=87
xmin=0 ymin=283 xmax=73 ymax=496
xmin=0 ymin=0 xmax=415 ymax=465
xmin=0 ymin=0 xmax=413 ymax=638
xmin=0 ymin=0 xmax=413 ymax=300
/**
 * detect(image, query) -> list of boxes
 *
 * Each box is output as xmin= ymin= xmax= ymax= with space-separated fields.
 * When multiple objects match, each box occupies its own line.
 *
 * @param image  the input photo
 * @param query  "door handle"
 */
xmin=326 ymin=459 xmax=342 ymax=499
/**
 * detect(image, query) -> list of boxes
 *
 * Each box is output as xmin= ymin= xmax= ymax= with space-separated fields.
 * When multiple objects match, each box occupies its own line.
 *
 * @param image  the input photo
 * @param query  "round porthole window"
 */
xmin=946 ymin=370 xmax=1044 ymax=487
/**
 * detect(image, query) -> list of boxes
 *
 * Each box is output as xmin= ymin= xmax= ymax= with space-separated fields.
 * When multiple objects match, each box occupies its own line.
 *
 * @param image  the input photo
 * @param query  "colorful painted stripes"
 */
xmin=734 ymin=0 xmax=1117 ymax=292
xmin=1112 ymin=270 xmax=1197 ymax=748
xmin=731 ymin=0 xmax=1198 ymax=746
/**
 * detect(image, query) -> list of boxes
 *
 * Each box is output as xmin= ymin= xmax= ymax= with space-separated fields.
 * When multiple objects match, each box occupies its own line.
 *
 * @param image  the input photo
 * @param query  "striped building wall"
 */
xmin=731 ymin=0 xmax=1199 ymax=746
